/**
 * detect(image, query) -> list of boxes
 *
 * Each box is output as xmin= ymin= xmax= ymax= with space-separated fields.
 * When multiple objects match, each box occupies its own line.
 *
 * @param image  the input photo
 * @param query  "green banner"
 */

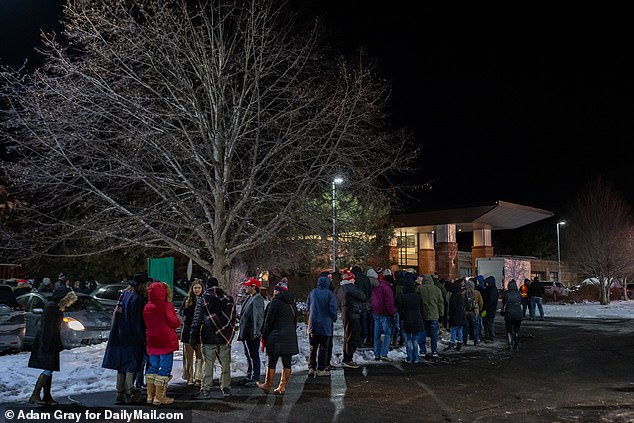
xmin=147 ymin=256 xmax=174 ymax=289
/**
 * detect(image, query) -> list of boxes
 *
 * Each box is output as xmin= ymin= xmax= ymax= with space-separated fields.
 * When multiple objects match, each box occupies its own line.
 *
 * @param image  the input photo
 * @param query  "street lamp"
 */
xmin=332 ymin=176 xmax=344 ymax=273
xmin=556 ymin=220 xmax=566 ymax=283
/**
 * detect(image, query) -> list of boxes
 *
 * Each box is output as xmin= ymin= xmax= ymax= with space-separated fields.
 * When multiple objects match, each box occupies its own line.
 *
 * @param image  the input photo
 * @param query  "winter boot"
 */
xmin=28 ymin=373 xmax=49 ymax=405
xmin=115 ymin=372 xmax=126 ymax=404
xmin=273 ymin=368 xmax=292 ymax=395
xmin=513 ymin=329 xmax=520 ymax=351
xmin=152 ymin=375 xmax=174 ymax=405
xmin=443 ymin=342 xmax=454 ymax=351
xmin=456 ymin=342 xmax=462 ymax=351
xmin=506 ymin=332 xmax=514 ymax=350
xmin=42 ymin=374 xmax=58 ymax=405
xmin=193 ymin=359 xmax=203 ymax=386
xmin=257 ymin=368 xmax=276 ymax=394
xmin=145 ymin=374 xmax=156 ymax=404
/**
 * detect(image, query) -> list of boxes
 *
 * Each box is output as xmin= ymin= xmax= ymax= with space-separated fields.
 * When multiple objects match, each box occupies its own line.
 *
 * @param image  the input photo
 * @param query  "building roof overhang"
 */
xmin=392 ymin=200 xmax=554 ymax=233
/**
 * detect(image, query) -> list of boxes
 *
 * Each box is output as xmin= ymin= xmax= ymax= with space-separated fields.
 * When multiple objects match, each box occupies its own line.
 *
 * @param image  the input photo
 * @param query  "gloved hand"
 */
xmin=480 ymin=310 xmax=487 ymax=318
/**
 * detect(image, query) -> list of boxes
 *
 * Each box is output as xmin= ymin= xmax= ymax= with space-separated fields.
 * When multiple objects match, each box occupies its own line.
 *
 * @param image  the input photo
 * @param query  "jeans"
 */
xmin=450 ymin=326 xmax=463 ymax=344
xmin=465 ymin=312 xmax=480 ymax=344
xmin=484 ymin=315 xmax=496 ymax=340
xmin=530 ymin=296 xmax=544 ymax=319
xmin=243 ymin=338 xmax=261 ymax=382
xmin=421 ymin=319 xmax=439 ymax=355
xmin=147 ymin=353 xmax=174 ymax=377
xmin=403 ymin=331 xmax=423 ymax=362
xmin=373 ymin=314 xmax=393 ymax=358
xmin=201 ymin=343 xmax=232 ymax=390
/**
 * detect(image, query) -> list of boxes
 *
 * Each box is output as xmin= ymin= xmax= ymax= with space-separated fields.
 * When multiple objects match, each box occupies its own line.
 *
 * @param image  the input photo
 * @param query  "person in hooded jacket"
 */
xmin=143 ymin=281 xmax=181 ymax=405
xmin=102 ymin=272 xmax=148 ymax=404
xmin=398 ymin=277 xmax=424 ymax=363
xmin=28 ymin=286 xmax=78 ymax=405
xmin=502 ymin=279 xmax=523 ymax=350
xmin=464 ymin=279 xmax=483 ymax=346
xmin=365 ymin=267 xmax=380 ymax=346
xmin=257 ymin=280 xmax=299 ymax=395
xmin=306 ymin=275 xmax=338 ymax=376
xmin=237 ymin=277 xmax=265 ymax=387
xmin=445 ymin=278 xmax=467 ymax=351
xmin=482 ymin=276 xmax=499 ymax=342
xmin=416 ymin=274 xmax=444 ymax=358
xmin=351 ymin=265 xmax=372 ymax=347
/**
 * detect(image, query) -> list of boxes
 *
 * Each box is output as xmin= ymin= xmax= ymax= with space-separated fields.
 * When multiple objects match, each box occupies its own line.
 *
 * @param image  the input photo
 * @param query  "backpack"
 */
xmin=465 ymin=291 xmax=476 ymax=312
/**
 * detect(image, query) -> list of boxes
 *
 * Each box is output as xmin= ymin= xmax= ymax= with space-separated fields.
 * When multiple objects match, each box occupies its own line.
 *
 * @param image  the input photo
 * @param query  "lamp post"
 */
xmin=556 ymin=220 xmax=566 ymax=283
xmin=332 ymin=176 xmax=344 ymax=274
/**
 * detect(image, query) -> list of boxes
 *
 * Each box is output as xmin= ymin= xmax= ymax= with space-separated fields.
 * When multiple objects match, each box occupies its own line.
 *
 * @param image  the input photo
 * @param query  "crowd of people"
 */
xmin=21 ymin=267 xmax=548 ymax=405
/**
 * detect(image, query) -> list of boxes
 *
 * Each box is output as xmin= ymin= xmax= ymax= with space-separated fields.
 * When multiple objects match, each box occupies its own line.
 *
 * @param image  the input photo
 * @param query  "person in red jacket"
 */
xmin=143 ymin=281 xmax=181 ymax=405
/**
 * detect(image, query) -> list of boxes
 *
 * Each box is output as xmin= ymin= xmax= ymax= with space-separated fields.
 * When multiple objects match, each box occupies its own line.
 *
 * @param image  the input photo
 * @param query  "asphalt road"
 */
xmin=3 ymin=317 xmax=634 ymax=423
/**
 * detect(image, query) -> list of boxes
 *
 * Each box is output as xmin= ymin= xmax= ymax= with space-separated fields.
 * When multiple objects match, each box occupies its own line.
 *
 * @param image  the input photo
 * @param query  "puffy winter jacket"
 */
xmin=143 ymin=282 xmax=180 ymax=356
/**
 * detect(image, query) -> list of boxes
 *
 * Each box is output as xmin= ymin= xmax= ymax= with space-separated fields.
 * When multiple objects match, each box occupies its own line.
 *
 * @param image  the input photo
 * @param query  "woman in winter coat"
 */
xmin=28 ymin=286 xmax=78 ymax=405
xmin=143 ymin=281 xmax=181 ymax=405
xmin=179 ymin=278 xmax=204 ymax=386
xmin=446 ymin=278 xmax=467 ymax=351
xmin=306 ymin=276 xmax=338 ymax=375
xmin=257 ymin=280 xmax=299 ymax=395
xmin=502 ymin=279 xmax=523 ymax=351
xmin=101 ymin=273 xmax=148 ymax=404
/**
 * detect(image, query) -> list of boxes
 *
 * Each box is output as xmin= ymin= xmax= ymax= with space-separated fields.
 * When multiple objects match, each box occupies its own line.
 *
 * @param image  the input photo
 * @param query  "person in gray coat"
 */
xmin=237 ymin=278 xmax=265 ymax=387
xmin=502 ymin=279 xmax=523 ymax=351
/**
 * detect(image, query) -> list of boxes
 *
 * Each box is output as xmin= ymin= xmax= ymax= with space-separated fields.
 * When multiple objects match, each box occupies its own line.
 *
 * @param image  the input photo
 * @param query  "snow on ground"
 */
xmin=2 ymin=301 xmax=634 ymax=403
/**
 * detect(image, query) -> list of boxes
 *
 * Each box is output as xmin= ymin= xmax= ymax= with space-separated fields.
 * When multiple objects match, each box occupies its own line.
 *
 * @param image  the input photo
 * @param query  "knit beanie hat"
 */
xmin=274 ymin=280 xmax=288 ymax=292
xmin=341 ymin=271 xmax=355 ymax=285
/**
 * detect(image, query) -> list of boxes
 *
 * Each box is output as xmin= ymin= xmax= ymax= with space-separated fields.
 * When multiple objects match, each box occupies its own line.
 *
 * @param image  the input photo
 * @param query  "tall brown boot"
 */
xmin=152 ymin=375 xmax=174 ymax=405
xmin=273 ymin=368 xmax=292 ymax=395
xmin=42 ymin=374 xmax=58 ymax=405
xmin=28 ymin=374 xmax=49 ymax=405
xmin=256 ymin=368 xmax=276 ymax=394
xmin=145 ymin=374 xmax=156 ymax=404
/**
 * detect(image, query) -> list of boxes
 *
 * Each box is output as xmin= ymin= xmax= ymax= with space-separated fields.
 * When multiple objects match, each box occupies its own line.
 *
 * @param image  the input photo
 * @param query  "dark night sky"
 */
xmin=2 ymin=2 xmax=632 ymax=218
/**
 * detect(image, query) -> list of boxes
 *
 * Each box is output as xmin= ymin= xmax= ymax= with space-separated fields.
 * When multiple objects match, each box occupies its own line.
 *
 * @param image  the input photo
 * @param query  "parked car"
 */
xmin=17 ymin=291 xmax=112 ymax=350
xmin=542 ymin=281 xmax=571 ymax=301
xmin=90 ymin=282 xmax=188 ymax=312
xmin=0 ymin=285 xmax=25 ymax=354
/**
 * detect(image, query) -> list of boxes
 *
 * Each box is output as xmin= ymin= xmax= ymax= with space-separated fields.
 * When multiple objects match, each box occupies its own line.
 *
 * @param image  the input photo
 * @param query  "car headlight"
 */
xmin=63 ymin=317 xmax=85 ymax=331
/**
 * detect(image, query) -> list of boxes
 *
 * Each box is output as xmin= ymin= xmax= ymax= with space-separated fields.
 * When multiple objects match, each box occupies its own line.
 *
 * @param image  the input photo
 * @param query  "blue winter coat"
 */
xmin=101 ymin=289 xmax=146 ymax=373
xmin=307 ymin=277 xmax=338 ymax=336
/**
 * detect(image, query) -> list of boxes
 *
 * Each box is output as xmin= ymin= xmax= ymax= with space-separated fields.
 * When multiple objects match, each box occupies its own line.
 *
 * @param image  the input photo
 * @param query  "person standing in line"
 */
xmin=464 ymin=279 xmax=483 ymax=346
xmin=365 ymin=267 xmax=380 ymax=346
xmin=351 ymin=265 xmax=372 ymax=347
xmin=398 ymin=277 xmax=424 ymax=363
xmin=102 ymin=272 xmax=148 ymax=404
xmin=28 ymin=286 xmax=78 ymax=405
xmin=370 ymin=269 xmax=397 ymax=361
xmin=336 ymin=271 xmax=367 ymax=369
xmin=189 ymin=275 xmax=236 ymax=399
xmin=528 ymin=277 xmax=545 ymax=321
xmin=143 ymin=281 xmax=181 ymax=405
xmin=482 ymin=276 xmax=499 ymax=342
xmin=502 ymin=279 xmax=523 ymax=351
xmin=257 ymin=280 xmax=299 ymax=395
xmin=179 ymin=278 xmax=204 ymax=386
xmin=520 ymin=279 xmax=530 ymax=318
xmin=237 ymin=277 xmax=265 ymax=387
xmin=445 ymin=278 xmax=466 ymax=351
xmin=417 ymin=274 xmax=444 ymax=358
xmin=306 ymin=275 xmax=338 ymax=376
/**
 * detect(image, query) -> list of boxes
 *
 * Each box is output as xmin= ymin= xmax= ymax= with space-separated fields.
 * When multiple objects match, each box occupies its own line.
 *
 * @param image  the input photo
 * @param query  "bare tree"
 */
xmin=564 ymin=177 xmax=634 ymax=304
xmin=0 ymin=0 xmax=411 ymax=290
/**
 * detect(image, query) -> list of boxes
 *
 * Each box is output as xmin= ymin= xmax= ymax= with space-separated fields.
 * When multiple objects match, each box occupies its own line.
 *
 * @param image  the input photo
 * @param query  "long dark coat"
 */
xmin=447 ymin=283 xmax=467 ymax=327
xmin=28 ymin=290 xmax=77 ymax=372
xmin=261 ymin=291 xmax=299 ymax=356
xmin=101 ymin=289 xmax=146 ymax=373
xmin=179 ymin=297 xmax=197 ymax=344
xmin=502 ymin=280 xmax=523 ymax=322
xmin=399 ymin=282 xmax=425 ymax=333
